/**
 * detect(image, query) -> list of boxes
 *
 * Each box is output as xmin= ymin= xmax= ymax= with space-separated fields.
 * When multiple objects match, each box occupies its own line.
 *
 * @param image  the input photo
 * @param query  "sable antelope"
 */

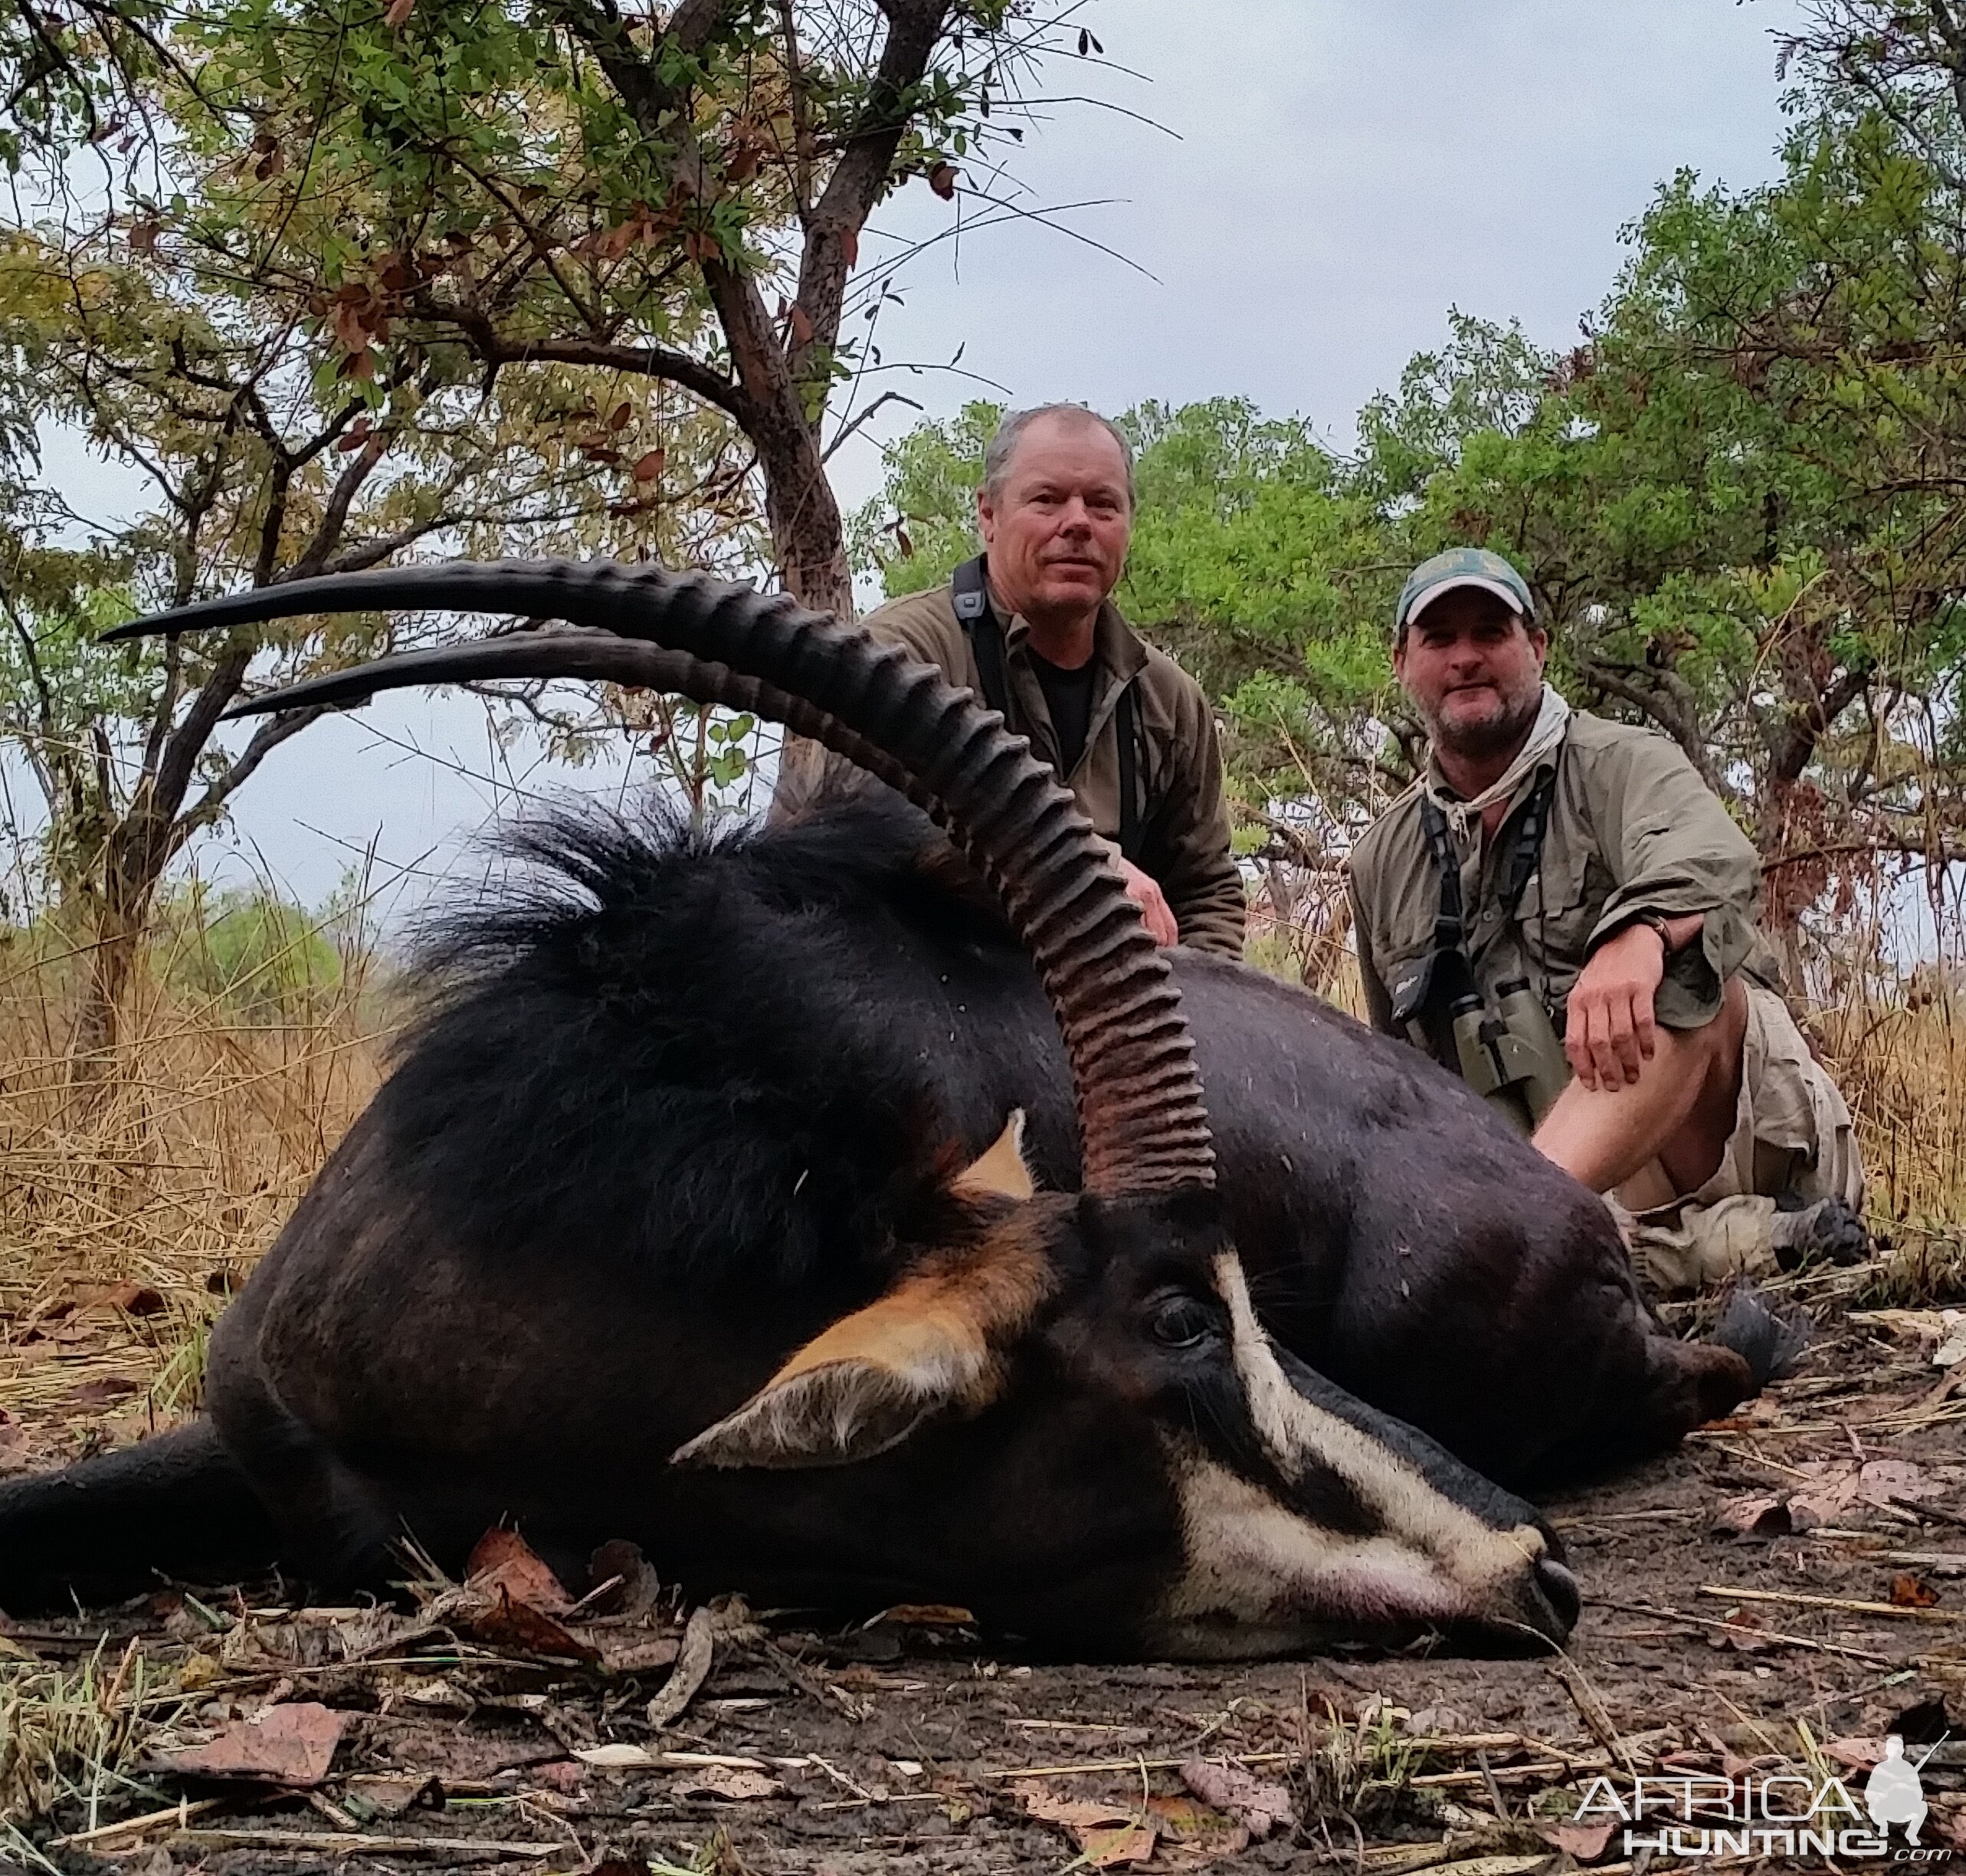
xmin=0 ymin=562 xmax=1794 ymax=1654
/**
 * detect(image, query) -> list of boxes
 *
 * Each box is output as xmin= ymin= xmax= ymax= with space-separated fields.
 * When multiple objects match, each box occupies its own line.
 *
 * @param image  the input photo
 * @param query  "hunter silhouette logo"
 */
xmin=1866 ymin=1733 xmax=1940 ymax=1847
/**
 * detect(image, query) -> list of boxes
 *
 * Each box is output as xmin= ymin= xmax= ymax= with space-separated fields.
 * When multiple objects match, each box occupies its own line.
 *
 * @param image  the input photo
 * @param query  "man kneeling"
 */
xmin=1346 ymin=547 xmax=1866 ymax=1292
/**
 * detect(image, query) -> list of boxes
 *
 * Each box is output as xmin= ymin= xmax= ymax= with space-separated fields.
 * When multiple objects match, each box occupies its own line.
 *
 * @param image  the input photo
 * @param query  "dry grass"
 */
xmin=0 ymin=918 xmax=386 ymax=1450
xmin=1818 ymin=983 xmax=1966 ymax=1227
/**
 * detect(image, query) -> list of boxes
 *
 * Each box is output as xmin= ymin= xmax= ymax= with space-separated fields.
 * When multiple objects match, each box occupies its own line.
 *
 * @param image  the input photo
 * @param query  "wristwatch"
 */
xmin=1633 ymin=911 xmax=1674 ymax=951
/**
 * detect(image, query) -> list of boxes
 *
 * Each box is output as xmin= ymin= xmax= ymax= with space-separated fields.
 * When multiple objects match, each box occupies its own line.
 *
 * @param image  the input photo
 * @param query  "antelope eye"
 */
xmin=1149 ymin=1291 xmax=1219 ymax=1350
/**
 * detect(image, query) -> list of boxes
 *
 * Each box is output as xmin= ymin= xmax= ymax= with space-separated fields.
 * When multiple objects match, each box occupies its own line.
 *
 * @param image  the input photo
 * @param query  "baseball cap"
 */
xmin=1394 ymin=547 xmax=1535 ymax=636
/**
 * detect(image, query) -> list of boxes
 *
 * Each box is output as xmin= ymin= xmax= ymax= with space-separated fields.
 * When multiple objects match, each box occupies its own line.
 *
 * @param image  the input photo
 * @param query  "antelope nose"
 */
xmin=1535 ymin=1556 xmax=1581 ymax=1635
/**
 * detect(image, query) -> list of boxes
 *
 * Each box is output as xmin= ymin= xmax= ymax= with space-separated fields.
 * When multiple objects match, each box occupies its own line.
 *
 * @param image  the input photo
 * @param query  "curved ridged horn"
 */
xmin=106 ymin=561 xmax=1214 ymax=1198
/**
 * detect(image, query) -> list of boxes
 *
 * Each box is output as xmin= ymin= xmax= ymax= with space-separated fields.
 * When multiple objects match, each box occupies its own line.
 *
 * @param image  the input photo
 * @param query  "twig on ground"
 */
xmin=1699 ymin=1583 xmax=1966 ymax=1622
xmin=1594 ymin=1596 xmax=1894 ymax=1664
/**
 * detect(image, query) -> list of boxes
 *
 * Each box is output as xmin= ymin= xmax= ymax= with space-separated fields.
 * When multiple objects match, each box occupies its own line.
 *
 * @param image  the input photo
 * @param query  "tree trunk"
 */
xmin=67 ymin=804 xmax=174 ymax=1088
xmin=746 ymin=349 xmax=857 ymax=808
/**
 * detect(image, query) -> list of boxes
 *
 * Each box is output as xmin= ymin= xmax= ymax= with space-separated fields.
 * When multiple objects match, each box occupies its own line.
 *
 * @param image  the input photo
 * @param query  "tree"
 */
xmin=0 ymin=211 xmax=750 ymax=1063
xmin=1365 ymin=110 xmax=1966 ymax=947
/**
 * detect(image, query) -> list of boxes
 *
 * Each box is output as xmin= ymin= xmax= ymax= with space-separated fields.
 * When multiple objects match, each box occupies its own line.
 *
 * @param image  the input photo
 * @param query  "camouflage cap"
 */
xmin=1394 ymin=547 xmax=1535 ymax=637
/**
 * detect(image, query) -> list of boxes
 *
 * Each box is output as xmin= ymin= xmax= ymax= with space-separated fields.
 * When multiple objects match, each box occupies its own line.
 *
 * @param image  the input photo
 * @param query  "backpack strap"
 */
xmin=1417 ymin=763 xmax=1560 ymax=963
xmin=951 ymin=556 xmax=1009 ymax=718
xmin=1115 ymin=681 xmax=1142 ymax=864
xmin=953 ymin=552 xmax=1143 ymax=861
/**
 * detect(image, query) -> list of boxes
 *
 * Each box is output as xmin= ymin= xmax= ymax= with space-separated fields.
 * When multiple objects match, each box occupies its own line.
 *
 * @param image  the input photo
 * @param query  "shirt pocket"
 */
xmin=1514 ymin=843 xmax=1599 ymax=980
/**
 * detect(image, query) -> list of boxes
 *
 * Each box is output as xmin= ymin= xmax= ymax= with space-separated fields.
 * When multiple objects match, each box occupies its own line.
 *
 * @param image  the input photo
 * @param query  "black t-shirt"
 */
xmin=1029 ymin=651 xmax=1098 ymax=776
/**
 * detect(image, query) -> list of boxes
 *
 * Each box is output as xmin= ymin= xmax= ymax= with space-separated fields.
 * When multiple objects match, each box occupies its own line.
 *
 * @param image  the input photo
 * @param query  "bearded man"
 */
xmin=1345 ymin=547 xmax=1866 ymax=1291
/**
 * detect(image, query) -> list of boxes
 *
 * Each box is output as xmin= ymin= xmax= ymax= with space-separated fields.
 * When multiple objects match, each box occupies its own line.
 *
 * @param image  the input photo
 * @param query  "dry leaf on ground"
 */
xmin=1178 ymin=1758 xmax=1296 ymax=1838
xmin=467 ymin=1528 xmax=574 ymax=1613
xmin=1823 ymin=1736 xmax=1886 ymax=1770
xmin=1011 ymin=1784 xmax=1157 ymax=1867
xmin=574 ymin=1743 xmax=659 ymax=1770
xmin=1538 ymin=1815 xmax=1617 ymax=1860
xmin=585 ymin=1538 xmax=661 ymax=1619
xmin=467 ymin=1585 xmax=601 ymax=1664
xmin=1145 ymin=1792 xmax=1250 ymax=1867
xmin=93 ymin=1281 xmax=166 ymax=1317
xmin=342 ymin=1773 xmax=444 ymax=1817
xmin=646 ymin=1604 xmax=716 ymax=1727
xmin=673 ymin=1763 xmax=781 ymax=1799
xmin=863 ymin=1603 xmax=975 ymax=1628
xmin=153 ymin=1702 xmax=345 ymax=1786
xmin=1890 ymin=1573 xmax=1940 ymax=1609
xmin=1712 ymin=1492 xmax=1791 ymax=1537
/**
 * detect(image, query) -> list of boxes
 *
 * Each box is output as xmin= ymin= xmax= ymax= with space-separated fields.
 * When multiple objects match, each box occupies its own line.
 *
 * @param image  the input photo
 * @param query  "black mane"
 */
xmin=375 ymin=792 xmax=1017 ymax=1300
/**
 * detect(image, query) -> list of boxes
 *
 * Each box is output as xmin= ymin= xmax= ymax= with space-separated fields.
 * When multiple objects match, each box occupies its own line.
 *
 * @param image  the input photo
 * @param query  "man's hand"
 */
xmin=1118 ymin=857 xmax=1179 ymax=946
xmin=1565 ymin=923 xmax=1664 ymax=1092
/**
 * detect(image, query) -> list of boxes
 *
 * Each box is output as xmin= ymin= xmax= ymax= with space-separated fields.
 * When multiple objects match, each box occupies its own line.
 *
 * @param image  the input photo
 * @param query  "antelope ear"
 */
xmin=671 ymin=1235 xmax=1051 ymax=1471
xmin=952 ymin=1109 xmax=1034 ymax=1202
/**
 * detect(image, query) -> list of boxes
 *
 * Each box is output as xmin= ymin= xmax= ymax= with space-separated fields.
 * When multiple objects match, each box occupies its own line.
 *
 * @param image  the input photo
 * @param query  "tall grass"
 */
xmin=0 ymin=887 xmax=387 ymax=1422
xmin=0 ymin=866 xmax=1959 ymax=1408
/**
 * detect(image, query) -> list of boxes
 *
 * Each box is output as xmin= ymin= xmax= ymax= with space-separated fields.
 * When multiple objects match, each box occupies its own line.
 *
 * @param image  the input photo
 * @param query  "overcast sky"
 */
xmin=38 ymin=0 xmax=1811 ymax=920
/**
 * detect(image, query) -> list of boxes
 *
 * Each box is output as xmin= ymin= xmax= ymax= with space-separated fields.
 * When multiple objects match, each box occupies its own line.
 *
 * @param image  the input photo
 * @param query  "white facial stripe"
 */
xmin=1161 ymin=1452 xmax=1473 ymax=1626
xmin=1210 ymin=1251 xmax=1544 ymax=1600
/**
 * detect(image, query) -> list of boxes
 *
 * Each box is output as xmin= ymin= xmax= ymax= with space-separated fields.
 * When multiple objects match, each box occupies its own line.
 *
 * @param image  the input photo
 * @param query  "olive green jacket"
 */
xmin=833 ymin=579 xmax=1247 ymax=959
xmin=1347 ymin=710 xmax=1779 ymax=1043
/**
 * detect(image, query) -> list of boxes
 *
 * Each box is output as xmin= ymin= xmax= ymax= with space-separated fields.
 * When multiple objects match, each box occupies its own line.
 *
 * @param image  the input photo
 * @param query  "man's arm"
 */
xmin=1350 ymin=878 xmax=1395 ymax=1032
xmin=1151 ymin=687 xmax=1247 ymax=958
xmin=1562 ymin=729 xmax=1762 ymax=1089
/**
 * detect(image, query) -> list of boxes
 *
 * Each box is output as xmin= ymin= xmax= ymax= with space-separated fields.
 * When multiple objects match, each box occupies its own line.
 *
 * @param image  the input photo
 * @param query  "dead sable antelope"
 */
xmin=0 ymin=562 xmax=1794 ymax=1656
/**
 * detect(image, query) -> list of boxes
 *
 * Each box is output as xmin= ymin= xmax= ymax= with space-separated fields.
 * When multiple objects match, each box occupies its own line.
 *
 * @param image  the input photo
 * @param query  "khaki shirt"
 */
xmin=834 ymin=579 xmax=1247 ymax=959
xmin=1347 ymin=710 xmax=1779 ymax=1045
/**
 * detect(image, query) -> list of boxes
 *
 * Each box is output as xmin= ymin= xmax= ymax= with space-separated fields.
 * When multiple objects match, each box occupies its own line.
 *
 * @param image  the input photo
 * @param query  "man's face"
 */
xmin=1394 ymin=588 xmax=1548 ymax=760
xmin=976 ymin=416 xmax=1132 ymax=622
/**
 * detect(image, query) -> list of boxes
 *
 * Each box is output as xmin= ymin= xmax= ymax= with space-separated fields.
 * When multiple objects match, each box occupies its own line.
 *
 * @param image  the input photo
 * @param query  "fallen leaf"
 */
xmin=575 ymin=1743 xmax=659 ymax=1770
xmin=673 ymin=1763 xmax=781 ymax=1800
xmin=1537 ymin=1815 xmax=1617 ymax=1861
xmin=532 ymin=1760 xmax=584 ymax=1794
xmin=342 ymin=1773 xmax=443 ymax=1817
xmin=0 ymin=1422 xmax=35 ymax=1474
xmin=154 ymin=1701 xmax=344 ymax=1786
xmin=586 ymin=1539 xmax=661 ymax=1619
xmin=646 ymin=1605 xmax=715 ymax=1728
xmin=177 ymin=1653 xmax=222 ymax=1692
xmin=66 ymin=1375 xmax=141 ymax=1408
xmin=588 ymin=1630 xmax=680 ymax=1674
xmin=1178 ymin=1758 xmax=1296 ymax=1840
xmin=1013 ymin=1785 xmax=1156 ymax=1867
xmin=1145 ymin=1792 xmax=1249 ymax=1868
xmin=467 ymin=1527 xmax=574 ymax=1614
xmin=467 ymin=1585 xmax=601 ymax=1664
xmin=1708 ymin=1609 xmax=1780 ymax=1654
xmin=1823 ymin=1736 xmax=1886 ymax=1771
xmin=1858 ymin=1458 xmax=1932 ymax=1506
xmin=1890 ymin=1574 xmax=1940 ymax=1609
xmin=96 ymin=1281 xmax=166 ymax=1317
xmin=864 ymin=1603 xmax=975 ymax=1628
xmin=1712 ymin=1493 xmax=1792 ymax=1537
xmin=384 ymin=0 xmax=414 ymax=25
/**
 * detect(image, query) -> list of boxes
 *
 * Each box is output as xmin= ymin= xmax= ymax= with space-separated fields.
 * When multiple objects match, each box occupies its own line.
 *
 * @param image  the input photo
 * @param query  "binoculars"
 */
xmin=1449 ymin=977 xmax=1571 ymax=1136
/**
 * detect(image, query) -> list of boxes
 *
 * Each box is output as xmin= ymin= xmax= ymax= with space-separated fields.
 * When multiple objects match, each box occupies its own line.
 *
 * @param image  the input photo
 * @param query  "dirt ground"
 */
xmin=4 ymin=1271 xmax=1965 ymax=1874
